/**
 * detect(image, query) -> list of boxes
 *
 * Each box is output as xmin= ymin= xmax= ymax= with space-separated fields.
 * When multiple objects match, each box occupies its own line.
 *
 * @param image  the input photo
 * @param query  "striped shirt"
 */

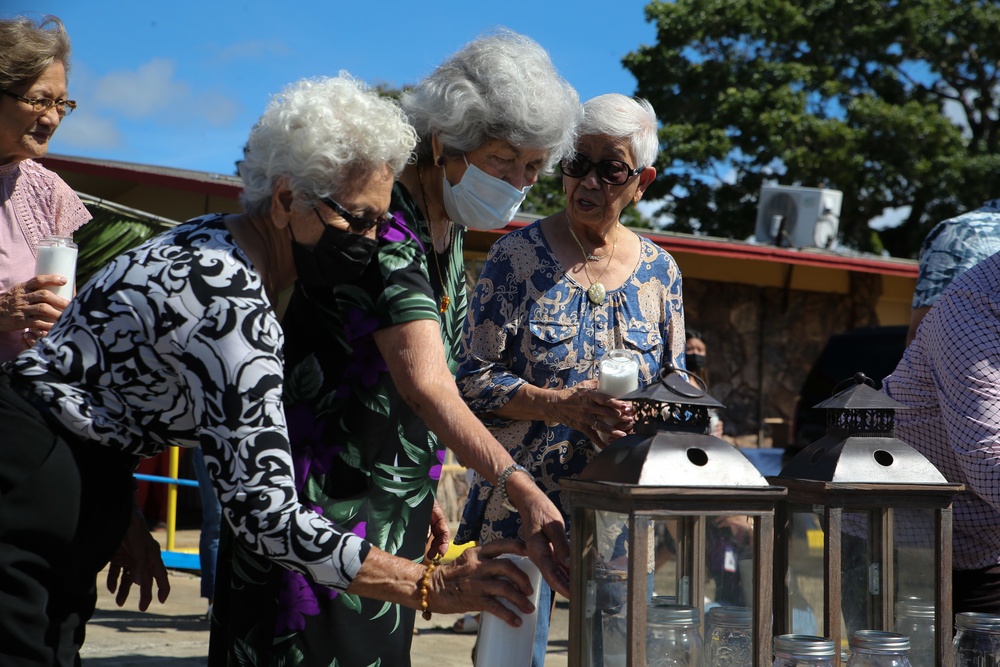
xmin=883 ymin=249 xmax=1000 ymax=570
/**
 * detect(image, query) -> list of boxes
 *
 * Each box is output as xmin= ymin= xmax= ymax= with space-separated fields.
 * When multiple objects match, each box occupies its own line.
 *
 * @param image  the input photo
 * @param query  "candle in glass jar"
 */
xmin=599 ymin=349 xmax=639 ymax=397
xmin=35 ymin=236 xmax=78 ymax=300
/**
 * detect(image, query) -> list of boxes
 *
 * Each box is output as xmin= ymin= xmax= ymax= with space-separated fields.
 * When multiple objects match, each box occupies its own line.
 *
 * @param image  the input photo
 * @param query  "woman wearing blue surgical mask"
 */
xmin=212 ymin=29 xmax=581 ymax=667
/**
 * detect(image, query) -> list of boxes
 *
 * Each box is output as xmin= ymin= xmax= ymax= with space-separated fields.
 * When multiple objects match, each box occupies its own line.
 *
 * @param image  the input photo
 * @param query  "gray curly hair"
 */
xmin=239 ymin=73 xmax=418 ymax=218
xmin=402 ymin=28 xmax=580 ymax=171
xmin=579 ymin=94 xmax=659 ymax=169
xmin=0 ymin=15 xmax=71 ymax=90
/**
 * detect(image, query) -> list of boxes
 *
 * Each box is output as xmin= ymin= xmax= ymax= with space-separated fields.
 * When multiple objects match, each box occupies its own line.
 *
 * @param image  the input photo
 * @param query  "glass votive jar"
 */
xmin=705 ymin=606 xmax=752 ymax=667
xmin=598 ymin=349 xmax=639 ymax=397
xmin=846 ymin=630 xmax=912 ymax=667
xmin=953 ymin=611 xmax=1000 ymax=667
xmin=894 ymin=598 xmax=934 ymax=667
xmin=35 ymin=235 xmax=77 ymax=300
xmin=646 ymin=604 xmax=702 ymax=667
xmin=773 ymin=634 xmax=836 ymax=667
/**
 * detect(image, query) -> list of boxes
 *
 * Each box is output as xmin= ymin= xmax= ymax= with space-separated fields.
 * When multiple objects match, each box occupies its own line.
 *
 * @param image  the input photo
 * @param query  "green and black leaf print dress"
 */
xmin=209 ymin=184 xmax=468 ymax=667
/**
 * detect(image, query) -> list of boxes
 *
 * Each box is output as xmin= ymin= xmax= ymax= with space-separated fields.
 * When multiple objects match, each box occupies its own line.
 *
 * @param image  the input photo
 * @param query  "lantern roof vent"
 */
xmin=778 ymin=373 xmax=949 ymax=485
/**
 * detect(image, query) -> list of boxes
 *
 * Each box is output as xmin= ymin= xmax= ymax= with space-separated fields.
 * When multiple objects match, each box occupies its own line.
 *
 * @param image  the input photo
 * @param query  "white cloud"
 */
xmin=90 ymin=59 xmax=240 ymax=127
xmin=869 ymin=206 xmax=911 ymax=230
xmin=52 ymin=114 xmax=123 ymax=151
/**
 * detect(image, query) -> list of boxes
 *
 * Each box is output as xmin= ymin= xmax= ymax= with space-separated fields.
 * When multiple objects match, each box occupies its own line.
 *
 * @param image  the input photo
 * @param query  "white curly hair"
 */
xmin=402 ymin=28 xmax=580 ymax=171
xmin=579 ymin=94 xmax=659 ymax=169
xmin=239 ymin=72 xmax=418 ymax=217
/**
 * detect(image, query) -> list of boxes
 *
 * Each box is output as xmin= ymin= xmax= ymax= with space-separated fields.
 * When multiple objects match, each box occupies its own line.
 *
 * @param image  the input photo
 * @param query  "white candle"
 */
xmin=474 ymin=555 xmax=543 ymax=667
xmin=599 ymin=350 xmax=639 ymax=398
xmin=35 ymin=236 xmax=78 ymax=300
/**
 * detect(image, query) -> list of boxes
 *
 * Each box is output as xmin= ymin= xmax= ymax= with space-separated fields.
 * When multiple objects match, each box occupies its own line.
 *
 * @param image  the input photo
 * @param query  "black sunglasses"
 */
xmin=320 ymin=197 xmax=394 ymax=233
xmin=560 ymin=154 xmax=643 ymax=186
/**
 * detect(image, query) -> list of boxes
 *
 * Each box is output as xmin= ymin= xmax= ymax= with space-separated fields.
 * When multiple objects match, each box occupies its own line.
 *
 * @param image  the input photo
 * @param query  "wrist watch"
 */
xmin=497 ymin=463 xmax=530 ymax=512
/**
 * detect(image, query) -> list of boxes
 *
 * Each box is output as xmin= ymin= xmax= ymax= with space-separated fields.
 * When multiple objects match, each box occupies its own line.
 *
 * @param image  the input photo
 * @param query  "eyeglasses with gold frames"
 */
xmin=1 ymin=89 xmax=77 ymax=116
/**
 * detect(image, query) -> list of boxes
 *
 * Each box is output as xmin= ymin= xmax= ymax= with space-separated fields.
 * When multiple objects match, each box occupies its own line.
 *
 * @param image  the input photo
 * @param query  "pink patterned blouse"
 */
xmin=0 ymin=159 xmax=91 ymax=362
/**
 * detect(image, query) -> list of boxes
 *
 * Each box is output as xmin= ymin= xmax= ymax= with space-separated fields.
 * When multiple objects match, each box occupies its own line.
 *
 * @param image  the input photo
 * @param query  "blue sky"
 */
xmin=11 ymin=1 xmax=659 ymax=176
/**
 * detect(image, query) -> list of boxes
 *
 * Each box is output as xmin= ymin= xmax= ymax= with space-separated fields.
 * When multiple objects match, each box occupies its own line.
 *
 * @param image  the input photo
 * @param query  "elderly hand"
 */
xmin=0 ymin=275 xmax=71 ymax=340
xmin=550 ymin=379 xmax=634 ymax=447
xmin=428 ymin=539 xmax=535 ymax=627
xmin=426 ymin=498 xmax=451 ymax=560
xmin=503 ymin=469 xmax=572 ymax=598
xmin=106 ymin=507 xmax=171 ymax=611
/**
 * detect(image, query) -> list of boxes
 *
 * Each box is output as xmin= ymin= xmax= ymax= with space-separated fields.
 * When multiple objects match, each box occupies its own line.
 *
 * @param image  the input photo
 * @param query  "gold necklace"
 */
xmin=417 ymin=166 xmax=451 ymax=313
xmin=567 ymin=218 xmax=618 ymax=305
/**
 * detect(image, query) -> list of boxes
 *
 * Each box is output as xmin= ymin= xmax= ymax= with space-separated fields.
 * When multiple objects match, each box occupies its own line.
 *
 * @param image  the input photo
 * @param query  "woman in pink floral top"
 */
xmin=0 ymin=15 xmax=91 ymax=362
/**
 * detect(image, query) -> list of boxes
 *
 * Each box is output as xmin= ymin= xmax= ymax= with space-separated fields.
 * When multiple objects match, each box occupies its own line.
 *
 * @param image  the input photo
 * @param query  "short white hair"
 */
xmin=579 ymin=94 xmax=659 ymax=169
xmin=402 ymin=28 xmax=580 ymax=170
xmin=239 ymin=72 xmax=418 ymax=217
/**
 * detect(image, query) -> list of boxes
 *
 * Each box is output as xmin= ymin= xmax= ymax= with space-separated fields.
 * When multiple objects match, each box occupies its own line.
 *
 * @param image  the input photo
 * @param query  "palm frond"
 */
xmin=73 ymin=192 xmax=179 ymax=286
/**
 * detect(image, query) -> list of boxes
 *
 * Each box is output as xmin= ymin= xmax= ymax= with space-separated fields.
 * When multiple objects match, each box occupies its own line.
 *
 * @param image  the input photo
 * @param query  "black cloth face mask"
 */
xmin=685 ymin=353 xmax=706 ymax=373
xmin=290 ymin=211 xmax=378 ymax=289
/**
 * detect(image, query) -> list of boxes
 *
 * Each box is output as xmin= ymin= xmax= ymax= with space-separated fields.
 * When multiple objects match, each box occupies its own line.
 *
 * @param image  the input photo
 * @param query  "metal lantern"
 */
xmin=771 ymin=373 xmax=963 ymax=667
xmin=561 ymin=367 xmax=786 ymax=667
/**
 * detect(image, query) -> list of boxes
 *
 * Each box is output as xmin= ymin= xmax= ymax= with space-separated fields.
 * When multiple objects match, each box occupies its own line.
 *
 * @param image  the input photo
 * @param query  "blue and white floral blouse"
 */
xmin=455 ymin=221 xmax=686 ymax=545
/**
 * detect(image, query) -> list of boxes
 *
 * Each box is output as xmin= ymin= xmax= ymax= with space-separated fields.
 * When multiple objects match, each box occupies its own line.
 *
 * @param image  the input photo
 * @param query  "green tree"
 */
xmin=625 ymin=0 xmax=1000 ymax=256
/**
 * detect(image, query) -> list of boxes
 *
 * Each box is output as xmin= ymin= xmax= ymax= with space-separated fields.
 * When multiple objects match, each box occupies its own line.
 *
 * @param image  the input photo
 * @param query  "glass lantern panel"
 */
xmin=785 ymin=505 xmax=823 ymax=636
xmin=590 ymin=509 xmax=631 ymax=667
xmin=840 ymin=510 xmax=875 ymax=640
xmin=651 ymin=516 xmax=695 ymax=607
xmin=893 ymin=507 xmax=938 ymax=667
xmin=703 ymin=514 xmax=754 ymax=610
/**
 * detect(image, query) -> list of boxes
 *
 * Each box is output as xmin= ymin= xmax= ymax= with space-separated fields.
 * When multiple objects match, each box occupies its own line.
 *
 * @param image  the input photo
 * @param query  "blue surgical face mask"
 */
xmin=441 ymin=159 xmax=530 ymax=231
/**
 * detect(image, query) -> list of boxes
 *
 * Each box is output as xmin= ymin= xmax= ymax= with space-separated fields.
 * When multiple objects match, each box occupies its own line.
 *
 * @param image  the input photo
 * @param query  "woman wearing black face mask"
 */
xmin=685 ymin=328 xmax=708 ymax=375
xmin=210 ymin=30 xmax=582 ymax=667
xmin=685 ymin=328 xmax=721 ymax=437
xmin=0 ymin=73 xmax=537 ymax=667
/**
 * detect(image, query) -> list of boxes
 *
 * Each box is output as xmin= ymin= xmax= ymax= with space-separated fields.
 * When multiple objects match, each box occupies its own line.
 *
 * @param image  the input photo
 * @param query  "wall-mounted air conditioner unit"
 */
xmin=754 ymin=185 xmax=843 ymax=249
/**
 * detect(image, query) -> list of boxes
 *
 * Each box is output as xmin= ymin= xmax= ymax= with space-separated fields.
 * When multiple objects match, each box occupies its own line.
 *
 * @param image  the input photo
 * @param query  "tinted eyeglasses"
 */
xmin=0 ymin=89 xmax=77 ymax=116
xmin=320 ymin=197 xmax=394 ymax=233
xmin=560 ymin=154 xmax=643 ymax=186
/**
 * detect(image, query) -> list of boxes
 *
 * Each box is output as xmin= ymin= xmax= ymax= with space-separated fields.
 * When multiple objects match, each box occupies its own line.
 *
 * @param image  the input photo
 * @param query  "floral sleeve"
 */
xmin=456 ymin=240 xmax=528 ymax=416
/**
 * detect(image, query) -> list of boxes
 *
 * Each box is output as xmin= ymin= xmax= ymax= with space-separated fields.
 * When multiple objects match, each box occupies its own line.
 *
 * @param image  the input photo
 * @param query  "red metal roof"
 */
xmin=491 ymin=219 xmax=918 ymax=279
xmin=43 ymin=153 xmax=917 ymax=279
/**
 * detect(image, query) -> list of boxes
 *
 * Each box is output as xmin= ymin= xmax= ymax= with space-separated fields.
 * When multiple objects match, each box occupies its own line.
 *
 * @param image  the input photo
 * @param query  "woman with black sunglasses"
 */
xmin=211 ymin=29 xmax=581 ymax=667
xmin=0 ymin=73 xmax=541 ymax=667
xmin=455 ymin=93 xmax=687 ymax=665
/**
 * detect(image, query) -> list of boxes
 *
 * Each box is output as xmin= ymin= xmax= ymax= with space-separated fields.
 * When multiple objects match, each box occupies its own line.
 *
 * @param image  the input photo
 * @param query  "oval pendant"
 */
xmin=587 ymin=282 xmax=606 ymax=305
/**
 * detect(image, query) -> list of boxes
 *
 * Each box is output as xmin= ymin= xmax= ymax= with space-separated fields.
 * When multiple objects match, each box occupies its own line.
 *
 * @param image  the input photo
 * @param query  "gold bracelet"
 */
xmin=419 ymin=554 xmax=442 ymax=621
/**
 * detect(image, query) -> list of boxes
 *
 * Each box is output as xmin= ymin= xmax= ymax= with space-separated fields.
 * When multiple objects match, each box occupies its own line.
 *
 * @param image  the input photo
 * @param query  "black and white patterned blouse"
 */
xmin=8 ymin=215 xmax=368 ymax=589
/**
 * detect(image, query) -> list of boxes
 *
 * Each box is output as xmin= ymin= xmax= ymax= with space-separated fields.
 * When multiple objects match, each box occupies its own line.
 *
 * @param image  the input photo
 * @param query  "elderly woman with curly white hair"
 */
xmin=0 ymin=73 xmax=537 ymax=667
xmin=212 ymin=28 xmax=582 ymax=667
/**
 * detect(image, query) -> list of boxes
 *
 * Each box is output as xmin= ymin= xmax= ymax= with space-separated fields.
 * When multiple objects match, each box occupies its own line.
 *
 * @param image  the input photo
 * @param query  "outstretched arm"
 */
xmin=373 ymin=318 xmax=571 ymax=597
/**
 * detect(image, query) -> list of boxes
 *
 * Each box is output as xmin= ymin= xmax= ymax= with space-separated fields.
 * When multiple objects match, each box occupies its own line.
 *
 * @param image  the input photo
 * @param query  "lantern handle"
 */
xmin=832 ymin=372 xmax=874 ymax=396
xmin=660 ymin=365 xmax=708 ymax=398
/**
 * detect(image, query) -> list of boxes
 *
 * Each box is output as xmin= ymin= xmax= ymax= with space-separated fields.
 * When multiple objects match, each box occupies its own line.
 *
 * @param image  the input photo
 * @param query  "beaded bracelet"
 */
xmin=419 ymin=554 xmax=442 ymax=621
